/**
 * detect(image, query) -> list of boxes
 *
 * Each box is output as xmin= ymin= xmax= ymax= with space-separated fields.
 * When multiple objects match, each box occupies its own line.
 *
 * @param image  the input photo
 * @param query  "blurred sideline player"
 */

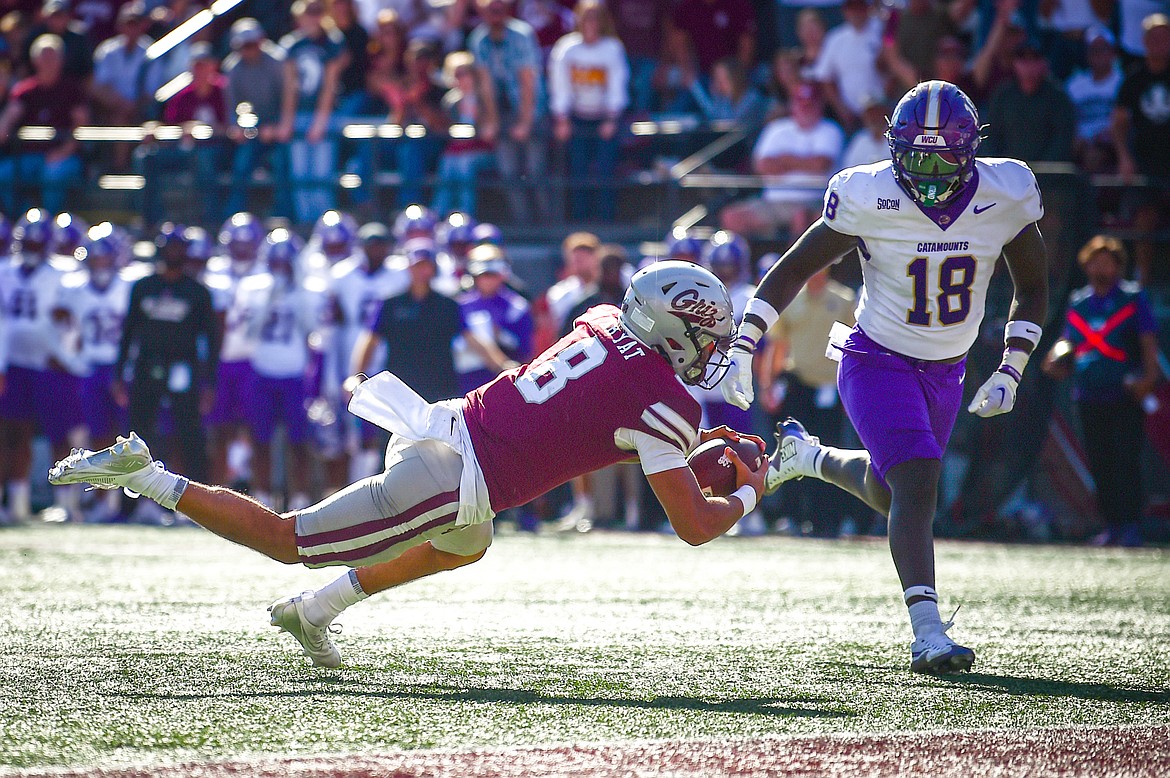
xmin=59 ymin=224 xmax=132 ymax=521
xmin=205 ymin=212 xmax=265 ymax=485
xmin=454 ymin=244 xmax=533 ymax=395
xmin=721 ymin=81 xmax=1049 ymax=674
xmin=52 ymin=261 xmax=768 ymax=668
xmin=238 ymin=229 xmax=321 ymax=511
xmin=0 ymin=209 xmax=80 ymax=522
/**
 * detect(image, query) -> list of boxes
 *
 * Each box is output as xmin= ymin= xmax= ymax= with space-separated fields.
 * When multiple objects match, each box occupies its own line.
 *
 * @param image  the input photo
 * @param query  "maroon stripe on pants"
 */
xmin=299 ymin=510 xmax=458 ymax=566
xmin=298 ymin=488 xmax=460 ymax=546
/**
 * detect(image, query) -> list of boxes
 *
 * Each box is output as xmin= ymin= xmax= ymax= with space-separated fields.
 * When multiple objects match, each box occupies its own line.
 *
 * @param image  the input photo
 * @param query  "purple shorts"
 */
xmin=0 ymin=365 xmax=83 ymax=444
xmin=247 ymin=374 xmax=310 ymax=444
xmin=206 ymin=361 xmax=255 ymax=427
xmin=836 ymin=327 xmax=965 ymax=488
xmin=81 ymin=364 xmax=127 ymax=443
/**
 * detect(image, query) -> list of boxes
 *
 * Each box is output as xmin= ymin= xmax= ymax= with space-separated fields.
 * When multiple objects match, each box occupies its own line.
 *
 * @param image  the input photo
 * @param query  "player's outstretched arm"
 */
xmin=720 ymin=220 xmax=858 ymax=409
xmin=646 ymin=451 xmax=767 ymax=546
xmin=968 ymin=222 xmax=1049 ymax=418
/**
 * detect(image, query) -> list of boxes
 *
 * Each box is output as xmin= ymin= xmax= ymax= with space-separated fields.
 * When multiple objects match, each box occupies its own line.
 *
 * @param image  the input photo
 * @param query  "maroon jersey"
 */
xmin=463 ymin=305 xmax=701 ymax=511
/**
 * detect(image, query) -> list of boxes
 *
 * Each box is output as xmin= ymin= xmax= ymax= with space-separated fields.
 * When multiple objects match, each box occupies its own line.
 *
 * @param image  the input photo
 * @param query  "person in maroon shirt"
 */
xmin=668 ymin=0 xmax=755 ymax=83
xmin=0 ymin=32 xmax=88 ymax=213
xmin=51 ymin=261 xmax=771 ymax=669
xmin=135 ymin=42 xmax=228 ymax=225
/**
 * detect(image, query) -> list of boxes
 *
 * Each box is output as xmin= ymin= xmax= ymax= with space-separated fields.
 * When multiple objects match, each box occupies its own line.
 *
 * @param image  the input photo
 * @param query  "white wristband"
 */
xmin=744 ymin=297 xmax=780 ymax=333
xmin=1005 ymin=320 xmax=1042 ymax=349
xmin=731 ymin=484 xmax=758 ymax=517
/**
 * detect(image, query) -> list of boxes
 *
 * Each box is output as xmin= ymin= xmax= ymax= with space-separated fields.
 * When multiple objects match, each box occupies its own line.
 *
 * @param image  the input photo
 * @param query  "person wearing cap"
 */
xmin=351 ymin=238 xmax=517 ymax=411
xmin=223 ymin=18 xmax=296 ymax=220
xmin=0 ymin=34 xmax=89 ymax=214
xmin=809 ymin=0 xmax=882 ymax=130
xmin=454 ymin=243 xmax=533 ymax=394
xmin=1111 ymin=12 xmax=1170 ymax=285
xmin=719 ymin=82 xmax=843 ymax=240
xmin=136 ymin=41 xmax=229 ymax=226
xmin=90 ymin=1 xmax=151 ymax=162
xmin=1066 ymin=25 xmax=1123 ymax=173
xmin=279 ymin=0 xmax=351 ymax=223
xmin=21 ymin=0 xmax=92 ymax=79
xmin=984 ymin=38 xmax=1075 ymax=161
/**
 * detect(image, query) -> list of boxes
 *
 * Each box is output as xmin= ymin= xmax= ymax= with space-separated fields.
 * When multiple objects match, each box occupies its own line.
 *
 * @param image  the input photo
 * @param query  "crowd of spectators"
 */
xmin=0 ymin=0 xmax=1163 ymax=238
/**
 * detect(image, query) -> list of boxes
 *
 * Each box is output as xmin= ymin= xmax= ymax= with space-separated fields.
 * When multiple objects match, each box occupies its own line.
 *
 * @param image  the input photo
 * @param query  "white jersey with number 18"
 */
xmin=821 ymin=157 xmax=1043 ymax=361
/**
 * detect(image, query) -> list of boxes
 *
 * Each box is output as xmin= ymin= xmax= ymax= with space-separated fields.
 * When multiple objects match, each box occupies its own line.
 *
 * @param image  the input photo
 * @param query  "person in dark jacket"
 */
xmin=1043 ymin=235 xmax=1162 ymax=546
xmin=113 ymin=224 xmax=219 ymax=484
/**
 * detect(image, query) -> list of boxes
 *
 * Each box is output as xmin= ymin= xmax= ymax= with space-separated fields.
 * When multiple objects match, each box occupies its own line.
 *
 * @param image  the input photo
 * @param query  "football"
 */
xmin=686 ymin=436 xmax=767 ymax=497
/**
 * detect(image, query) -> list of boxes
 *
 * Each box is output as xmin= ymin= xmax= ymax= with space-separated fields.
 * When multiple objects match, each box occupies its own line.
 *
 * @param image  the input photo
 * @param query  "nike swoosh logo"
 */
xmin=973 ymin=203 xmax=997 ymax=214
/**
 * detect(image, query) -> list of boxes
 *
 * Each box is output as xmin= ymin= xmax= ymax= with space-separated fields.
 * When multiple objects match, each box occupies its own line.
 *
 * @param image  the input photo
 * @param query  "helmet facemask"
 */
xmin=889 ymin=138 xmax=977 ymax=208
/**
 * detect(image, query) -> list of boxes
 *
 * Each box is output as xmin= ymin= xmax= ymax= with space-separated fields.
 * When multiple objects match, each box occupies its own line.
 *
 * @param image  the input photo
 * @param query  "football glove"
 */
xmin=968 ymin=349 xmax=1029 ymax=418
xmin=720 ymin=347 xmax=754 ymax=410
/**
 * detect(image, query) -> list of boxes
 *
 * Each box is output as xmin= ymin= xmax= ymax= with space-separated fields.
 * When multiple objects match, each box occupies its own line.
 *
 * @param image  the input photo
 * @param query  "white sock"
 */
xmin=304 ymin=570 xmax=368 ymax=627
xmin=122 ymin=463 xmax=189 ymax=511
xmin=908 ymin=599 xmax=944 ymax=640
xmin=7 ymin=481 xmax=30 ymax=520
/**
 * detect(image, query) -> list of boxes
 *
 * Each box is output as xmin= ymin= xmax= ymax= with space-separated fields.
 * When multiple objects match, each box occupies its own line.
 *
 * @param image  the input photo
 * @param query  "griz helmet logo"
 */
xmin=670 ymin=289 xmax=723 ymax=329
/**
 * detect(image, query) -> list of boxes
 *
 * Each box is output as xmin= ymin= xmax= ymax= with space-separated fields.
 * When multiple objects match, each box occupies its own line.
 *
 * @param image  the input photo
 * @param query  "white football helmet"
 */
xmin=620 ymin=260 xmax=735 ymax=388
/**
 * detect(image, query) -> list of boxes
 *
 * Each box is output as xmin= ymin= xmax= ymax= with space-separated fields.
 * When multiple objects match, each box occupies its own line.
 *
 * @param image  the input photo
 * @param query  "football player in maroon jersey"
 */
xmin=51 ymin=261 xmax=768 ymax=668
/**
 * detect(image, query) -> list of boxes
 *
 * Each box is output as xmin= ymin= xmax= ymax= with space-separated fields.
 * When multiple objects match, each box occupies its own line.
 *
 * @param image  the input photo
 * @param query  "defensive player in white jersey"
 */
xmin=51 ymin=262 xmax=769 ymax=669
xmin=328 ymin=222 xmax=409 ymax=481
xmin=237 ymin=229 xmax=322 ymax=511
xmin=721 ymin=81 xmax=1050 ymax=674
xmin=60 ymin=225 xmax=132 ymax=521
xmin=0 ymin=209 xmax=79 ymax=521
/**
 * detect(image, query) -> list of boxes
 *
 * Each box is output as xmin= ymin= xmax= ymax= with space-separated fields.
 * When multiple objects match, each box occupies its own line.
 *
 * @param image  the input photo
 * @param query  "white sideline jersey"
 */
xmin=330 ymin=257 xmax=409 ymax=379
xmin=0 ymin=259 xmax=65 ymax=370
xmin=60 ymin=272 xmax=131 ymax=368
xmin=822 ymin=157 xmax=1044 ymax=361
xmin=206 ymin=266 xmax=259 ymax=362
xmin=237 ymin=273 xmax=324 ymax=378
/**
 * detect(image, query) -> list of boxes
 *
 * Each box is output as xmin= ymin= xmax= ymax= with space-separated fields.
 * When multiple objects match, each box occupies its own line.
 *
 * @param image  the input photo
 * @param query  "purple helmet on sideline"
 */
xmin=393 ymin=204 xmax=438 ymax=242
xmin=704 ymin=230 xmax=749 ymax=274
xmin=13 ymin=208 xmax=53 ymax=264
xmin=218 ymin=211 xmax=264 ymax=269
xmin=665 ymin=227 xmax=705 ymax=263
xmin=183 ymin=225 xmax=214 ymax=271
xmin=440 ymin=212 xmax=477 ymax=252
xmin=78 ymin=223 xmax=122 ymax=288
xmin=0 ymin=214 xmax=12 ymax=254
xmin=262 ymin=227 xmax=305 ymax=279
xmin=312 ymin=210 xmax=358 ymax=262
xmin=52 ymin=212 xmax=89 ymax=256
xmin=471 ymin=222 xmax=502 ymax=246
xmin=886 ymin=80 xmax=981 ymax=209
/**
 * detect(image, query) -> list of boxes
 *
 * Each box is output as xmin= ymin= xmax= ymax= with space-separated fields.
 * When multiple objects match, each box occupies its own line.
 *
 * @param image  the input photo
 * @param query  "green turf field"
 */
xmin=0 ymin=524 xmax=1167 ymax=771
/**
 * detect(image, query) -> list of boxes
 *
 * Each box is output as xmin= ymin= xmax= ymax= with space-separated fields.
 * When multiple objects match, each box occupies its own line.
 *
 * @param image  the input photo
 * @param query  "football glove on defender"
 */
xmin=968 ymin=348 xmax=1030 ymax=418
xmin=720 ymin=347 xmax=754 ymax=410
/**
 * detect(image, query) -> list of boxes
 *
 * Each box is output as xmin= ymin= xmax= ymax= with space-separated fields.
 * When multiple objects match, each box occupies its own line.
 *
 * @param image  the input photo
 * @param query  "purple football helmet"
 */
xmin=704 ymin=231 xmax=749 ymax=274
xmin=52 ymin=212 xmax=89 ymax=256
xmin=440 ymin=212 xmax=477 ymax=253
xmin=470 ymin=222 xmax=502 ymax=246
xmin=183 ymin=225 xmax=214 ymax=271
xmin=262 ymin=228 xmax=305 ymax=279
xmin=218 ymin=211 xmax=263 ymax=269
xmin=393 ymin=204 xmax=438 ymax=242
xmin=886 ymin=80 xmax=982 ymax=208
xmin=665 ymin=227 xmax=705 ymax=263
xmin=312 ymin=210 xmax=358 ymax=262
xmin=79 ymin=224 xmax=122 ymax=288
xmin=13 ymin=208 xmax=53 ymax=264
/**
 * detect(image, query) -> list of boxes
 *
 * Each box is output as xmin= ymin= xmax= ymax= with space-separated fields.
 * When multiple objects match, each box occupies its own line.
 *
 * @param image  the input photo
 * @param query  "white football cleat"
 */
xmin=764 ymin=418 xmax=823 ymax=495
xmin=910 ymin=622 xmax=976 ymax=675
xmin=47 ymin=433 xmax=155 ymax=490
xmin=268 ymin=593 xmax=343 ymax=669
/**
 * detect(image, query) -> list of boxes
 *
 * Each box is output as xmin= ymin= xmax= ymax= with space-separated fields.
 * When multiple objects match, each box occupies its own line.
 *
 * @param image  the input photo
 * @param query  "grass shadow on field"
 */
xmin=938 ymin=673 xmax=1170 ymax=704
xmin=109 ymin=684 xmax=854 ymax=720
